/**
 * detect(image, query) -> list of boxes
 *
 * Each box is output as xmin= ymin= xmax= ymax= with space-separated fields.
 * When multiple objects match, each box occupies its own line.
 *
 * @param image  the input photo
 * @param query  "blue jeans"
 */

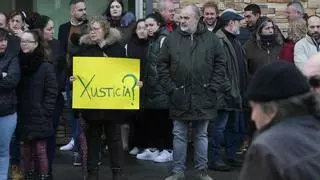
xmin=47 ymin=93 xmax=65 ymax=172
xmin=172 ymin=120 xmax=209 ymax=173
xmin=0 ymin=113 xmax=17 ymax=180
xmin=209 ymin=110 xmax=247 ymax=163
xmin=65 ymin=81 xmax=80 ymax=153
xmin=225 ymin=111 xmax=248 ymax=160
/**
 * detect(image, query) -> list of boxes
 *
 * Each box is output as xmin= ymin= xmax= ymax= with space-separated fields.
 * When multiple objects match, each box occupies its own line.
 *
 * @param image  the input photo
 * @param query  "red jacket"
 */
xmin=279 ymin=40 xmax=295 ymax=63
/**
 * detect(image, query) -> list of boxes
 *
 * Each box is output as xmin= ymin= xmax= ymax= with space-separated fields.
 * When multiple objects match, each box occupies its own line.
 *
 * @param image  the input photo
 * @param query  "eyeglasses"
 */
xmin=309 ymin=75 xmax=320 ymax=88
xmin=21 ymin=40 xmax=36 ymax=44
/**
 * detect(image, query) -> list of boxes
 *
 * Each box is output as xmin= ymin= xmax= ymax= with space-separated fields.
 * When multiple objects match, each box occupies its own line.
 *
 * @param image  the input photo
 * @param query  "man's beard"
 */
xmin=180 ymin=22 xmax=197 ymax=34
xmin=76 ymin=15 xmax=87 ymax=22
xmin=308 ymin=31 xmax=320 ymax=42
xmin=231 ymin=27 xmax=240 ymax=35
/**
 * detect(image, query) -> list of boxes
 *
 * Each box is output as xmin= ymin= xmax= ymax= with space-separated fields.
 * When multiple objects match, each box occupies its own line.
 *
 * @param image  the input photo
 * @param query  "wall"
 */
xmin=154 ymin=0 xmax=320 ymax=35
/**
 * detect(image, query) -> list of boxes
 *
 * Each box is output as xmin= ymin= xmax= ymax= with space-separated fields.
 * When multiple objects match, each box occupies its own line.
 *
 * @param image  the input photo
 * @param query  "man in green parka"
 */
xmin=157 ymin=4 xmax=229 ymax=180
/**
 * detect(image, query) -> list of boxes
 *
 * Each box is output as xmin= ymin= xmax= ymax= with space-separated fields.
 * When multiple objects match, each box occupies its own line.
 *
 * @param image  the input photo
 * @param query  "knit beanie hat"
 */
xmin=246 ymin=61 xmax=311 ymax=102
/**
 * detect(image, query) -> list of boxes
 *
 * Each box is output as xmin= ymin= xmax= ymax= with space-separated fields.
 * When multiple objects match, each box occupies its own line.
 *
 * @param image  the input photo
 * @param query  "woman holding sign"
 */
xmin=71 ymin=16 xmax=127 ymax=180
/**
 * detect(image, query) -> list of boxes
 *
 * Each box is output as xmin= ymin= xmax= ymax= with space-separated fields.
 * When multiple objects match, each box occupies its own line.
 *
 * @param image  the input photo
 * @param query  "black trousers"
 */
xmin=86 ymin=120 xmax=124 ymax=172
xmin=130 ymin=109 xmax=173 ymax=150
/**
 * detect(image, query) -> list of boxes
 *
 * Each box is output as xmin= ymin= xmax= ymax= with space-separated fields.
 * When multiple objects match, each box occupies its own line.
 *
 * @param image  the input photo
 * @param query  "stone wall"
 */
xmin=154 ymin=0 xmax=320 ymax=35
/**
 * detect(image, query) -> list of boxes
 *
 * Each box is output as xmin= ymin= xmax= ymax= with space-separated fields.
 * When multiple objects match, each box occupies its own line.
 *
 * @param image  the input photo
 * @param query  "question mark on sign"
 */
xmin=122 ymin=74 xmax=138 ymax=105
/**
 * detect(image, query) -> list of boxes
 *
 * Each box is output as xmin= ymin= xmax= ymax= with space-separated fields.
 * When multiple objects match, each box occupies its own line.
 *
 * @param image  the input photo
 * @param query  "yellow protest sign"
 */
xmin=72 ymin=57 xmax=140 ymax=110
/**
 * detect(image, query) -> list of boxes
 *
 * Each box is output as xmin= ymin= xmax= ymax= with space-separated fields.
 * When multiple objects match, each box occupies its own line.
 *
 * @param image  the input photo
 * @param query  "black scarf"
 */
xmin=19 ymin=51 xmax=45 ymax=75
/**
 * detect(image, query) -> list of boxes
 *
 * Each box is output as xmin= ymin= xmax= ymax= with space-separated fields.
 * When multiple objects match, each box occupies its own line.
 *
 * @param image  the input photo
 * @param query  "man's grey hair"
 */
xmin=185 ymin=4 xmax=201 ymax=21
xmin=287 ymin=1 xmax=305 ymax=14
xmin=158 ymin=0 xmax=172 ymax=12
xmin=259 ymin=92 xmax=320 ymax=124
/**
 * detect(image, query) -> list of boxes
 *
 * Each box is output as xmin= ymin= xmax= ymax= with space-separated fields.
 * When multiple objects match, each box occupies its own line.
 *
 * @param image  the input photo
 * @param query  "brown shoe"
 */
xmin=10 ymin=165 xmax=23 ymax=180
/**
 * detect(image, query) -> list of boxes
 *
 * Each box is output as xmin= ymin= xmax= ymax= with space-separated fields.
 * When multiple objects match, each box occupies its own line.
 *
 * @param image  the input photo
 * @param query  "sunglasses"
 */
xmin=309 ymin=75 xmax=320 ymax=88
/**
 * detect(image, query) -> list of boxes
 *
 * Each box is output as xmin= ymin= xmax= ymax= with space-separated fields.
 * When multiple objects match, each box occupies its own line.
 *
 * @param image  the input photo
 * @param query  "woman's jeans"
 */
xmin=0 ymin=113 xmax=17 ymax=180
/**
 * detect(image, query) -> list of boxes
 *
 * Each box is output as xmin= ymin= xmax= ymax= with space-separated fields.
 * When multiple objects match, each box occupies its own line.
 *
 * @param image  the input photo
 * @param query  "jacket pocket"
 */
xmin=170 ymin=86 xmax=188 ymax=110
xmin=201 ymin=84 xmax=217 ymax=109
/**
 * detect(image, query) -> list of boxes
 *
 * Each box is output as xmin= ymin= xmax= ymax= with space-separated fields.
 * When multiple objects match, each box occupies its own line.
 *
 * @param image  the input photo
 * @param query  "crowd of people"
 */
xmin=0 ymin=0 xmax=320 ymax=180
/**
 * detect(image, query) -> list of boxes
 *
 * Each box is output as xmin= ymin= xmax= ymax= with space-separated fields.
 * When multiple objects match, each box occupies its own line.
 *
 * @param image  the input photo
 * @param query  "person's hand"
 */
xmin=137 ymin=81 xmax=143 ymax=88
xmin=2 ymin=72 xmax=7 ymax=78
xmin=70 ymin=75 xmax=77 ymax=82
xmin=13 ymin=29 xmax=24 ymax=38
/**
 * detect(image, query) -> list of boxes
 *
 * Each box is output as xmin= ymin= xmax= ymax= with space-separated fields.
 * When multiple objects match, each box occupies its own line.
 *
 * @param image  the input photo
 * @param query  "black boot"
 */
xmin=24 ymin=171 xmax=35 ymax=180
xmin=37 ymin=174 xmax=50 ymax=180
xmin=112 ymin=168 xmax=128 ymax=180
xmin=48 ymin=171 xmax=53 ymax=180
xmin=87 ymin=168 xmax=99 ymax=180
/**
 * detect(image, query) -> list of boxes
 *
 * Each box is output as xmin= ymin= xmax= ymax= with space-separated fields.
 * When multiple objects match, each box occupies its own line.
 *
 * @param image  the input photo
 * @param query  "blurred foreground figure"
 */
xmin=239 ymin=61 xmax=320 ymax=180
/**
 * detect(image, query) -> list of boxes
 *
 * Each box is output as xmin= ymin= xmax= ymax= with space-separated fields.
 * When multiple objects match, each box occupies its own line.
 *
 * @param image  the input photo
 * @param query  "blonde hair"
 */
xmin=287 ymin=18 xmax=307 ymax=43
xmin=88 ymin=16 xmax=110 ymax=36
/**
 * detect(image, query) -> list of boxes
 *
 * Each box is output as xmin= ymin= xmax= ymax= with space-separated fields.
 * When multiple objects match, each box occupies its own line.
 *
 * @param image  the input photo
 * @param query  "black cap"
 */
xmin=220 ymin=11 xmax=244 ymax=21
xmin=246 ymin=61 xmax=311 ymax=102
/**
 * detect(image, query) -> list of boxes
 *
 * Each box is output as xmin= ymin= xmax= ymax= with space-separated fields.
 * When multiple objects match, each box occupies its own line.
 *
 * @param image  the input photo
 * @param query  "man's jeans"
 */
xmin=66 ymin=81 xmax=80 ymax=153
xmin=209 ymin=110 xmax=247 ymax=163
xmin=0 ymin=113 xmax=17 ymax=180
xmin=172 ymin=120 xmax=209 ymax=173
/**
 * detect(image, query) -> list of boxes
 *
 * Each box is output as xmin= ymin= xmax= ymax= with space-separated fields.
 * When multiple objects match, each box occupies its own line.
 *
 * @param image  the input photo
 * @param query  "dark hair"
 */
xmin=244 ymin=4 xmax=261 ymax=15
xmin=69 ymin=0 xmax=85 ymax=6
xmin=0 ymin=28 xmax=9 ymax=41
xmin=255 ymin=16 xmax=283 ymax=46
xmin=24 ymin=29 xmax=50 ymax=59
xmin=132 ymin=19 xmax=145 ymax=36
xmin=8 ymin=10 xmax=26 ymax=22
xmin=33 ymin=15 xmax=51 ymax=31
xmin=307 ymin=15 xmax=320 ymax=27
xmin=202 ymin=1 xmax=219 ymax=15
xmin=145 ymin=11 xmax=165 ymax=27
xmin=103 ymin=0 xmax=124 ymax=18
xmin=25 ymin=11 xmax=41 ymax=30
xmin=259 ymin=92 xmax=320 ymax=126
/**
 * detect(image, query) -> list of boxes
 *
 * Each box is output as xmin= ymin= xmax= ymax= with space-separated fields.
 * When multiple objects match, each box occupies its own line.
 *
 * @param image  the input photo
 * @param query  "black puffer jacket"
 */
xmin=0 ymin=50 xmax=20 ymax=116
xmin=17 ymin=52 xmax=58 ymax=140
xmin=143 ymin=28 xmax=170 ymax=109
xmin=49 ymin=39 xmax=67 ymax=92
xmin=125 ymin=35 xmax=149 ymax=108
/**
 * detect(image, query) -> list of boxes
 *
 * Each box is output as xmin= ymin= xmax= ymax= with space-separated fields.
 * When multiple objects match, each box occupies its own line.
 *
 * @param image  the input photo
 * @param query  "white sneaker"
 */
xmin=60 ymin=138 xmax=74 ymax=151
xmin=129 ymin=147 xmax=140 ymax=155
xmin=153 ymin=150 xmax=173 ymax=163
xmin=136 ymin=149 xmax=159 ymax=161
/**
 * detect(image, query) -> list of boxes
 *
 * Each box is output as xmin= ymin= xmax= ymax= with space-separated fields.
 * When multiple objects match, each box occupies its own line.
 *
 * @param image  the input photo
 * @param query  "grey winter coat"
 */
xmin=239 ymin=115 xmax=320 ymax=180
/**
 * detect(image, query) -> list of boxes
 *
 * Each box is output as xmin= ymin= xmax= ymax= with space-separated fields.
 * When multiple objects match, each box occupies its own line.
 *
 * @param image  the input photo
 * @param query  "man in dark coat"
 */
xmin=158 ymin=4 xmax=229 ymax=180
xmin=209 ymin=11 xmax=249 ymax=171
xmin=240 ymin=61 xmax=320 ymax=180
xmin=57 ymin=0 xmax=88 ymax=163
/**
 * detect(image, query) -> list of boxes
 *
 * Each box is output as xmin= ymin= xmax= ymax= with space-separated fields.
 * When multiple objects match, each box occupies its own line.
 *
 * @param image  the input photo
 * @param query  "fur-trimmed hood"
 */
xmin=79 ymin=27 xmax=122 ymax=46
